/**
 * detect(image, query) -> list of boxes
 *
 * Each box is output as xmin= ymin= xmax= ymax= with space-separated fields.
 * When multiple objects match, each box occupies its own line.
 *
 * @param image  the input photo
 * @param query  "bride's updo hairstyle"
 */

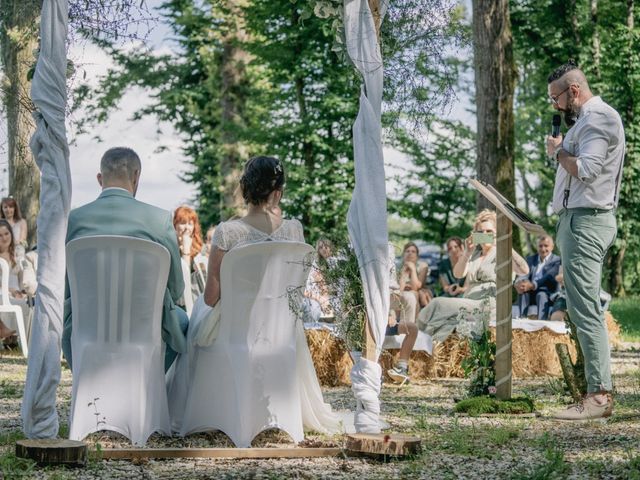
xmin=239 ymin=156 xmax=285 ymax=205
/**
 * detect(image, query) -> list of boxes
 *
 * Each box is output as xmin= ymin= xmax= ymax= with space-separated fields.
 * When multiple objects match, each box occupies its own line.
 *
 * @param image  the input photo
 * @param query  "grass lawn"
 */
xmin=2 ymin=348 xmax=640 ymax=479
xmin=610 ymin=296 xmax=640 ymax=342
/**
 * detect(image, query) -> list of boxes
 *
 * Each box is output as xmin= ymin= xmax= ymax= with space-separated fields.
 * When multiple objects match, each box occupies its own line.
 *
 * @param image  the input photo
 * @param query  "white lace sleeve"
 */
xmin=290 ymin=219 xmax=305 ymax=243
xmin=212 ymin=222 xmax=229 ymax=251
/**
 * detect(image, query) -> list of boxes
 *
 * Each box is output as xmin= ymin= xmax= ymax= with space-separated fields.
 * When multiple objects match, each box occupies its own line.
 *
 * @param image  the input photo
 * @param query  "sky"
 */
xmin=0 ymin=1 xmax=473 ymax=215
xmin=64 ymin=40 xmax=196 ymax=211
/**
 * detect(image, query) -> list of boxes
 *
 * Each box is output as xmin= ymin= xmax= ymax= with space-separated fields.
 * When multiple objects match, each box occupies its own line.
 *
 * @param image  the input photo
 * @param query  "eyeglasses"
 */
xmin=549 ymin=86 xmax=570 ymax=106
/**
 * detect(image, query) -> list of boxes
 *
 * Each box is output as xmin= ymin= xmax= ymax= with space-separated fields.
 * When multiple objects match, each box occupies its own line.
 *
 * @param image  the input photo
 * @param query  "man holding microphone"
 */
xmin=546 ymin=60 xmax=625 ymax=420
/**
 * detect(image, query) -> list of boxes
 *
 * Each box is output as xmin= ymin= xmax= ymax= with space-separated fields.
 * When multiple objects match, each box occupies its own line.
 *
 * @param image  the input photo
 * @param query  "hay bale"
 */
xmin=501 ymin=328 xmax=575 ymax=377
xmin=305 ymin=329 xmax=352 ymax=386
xmin=605 ymin=311 xmax=622 ymax=349
xmin=306 ymin=314 xmax=623 ymax=386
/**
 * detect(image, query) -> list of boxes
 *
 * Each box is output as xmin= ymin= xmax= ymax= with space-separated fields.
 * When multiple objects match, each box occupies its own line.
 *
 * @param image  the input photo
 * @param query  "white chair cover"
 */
xmin=178 ymin=241 xmax=315 ymax=447
xmin=0 ymin=257 xmax=29 ymax=357
xmin=66 ymin=236 xmax=171 ymax=446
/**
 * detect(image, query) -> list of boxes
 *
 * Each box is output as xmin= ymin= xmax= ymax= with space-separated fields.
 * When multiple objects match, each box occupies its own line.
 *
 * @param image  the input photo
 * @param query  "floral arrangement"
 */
xmin=287 ymin=237 xmax=366 ymax=353
xmin=457 ymin=299 xmax=496 ymax=397
xmin=314 ymin=243 xmax=366 ymax=353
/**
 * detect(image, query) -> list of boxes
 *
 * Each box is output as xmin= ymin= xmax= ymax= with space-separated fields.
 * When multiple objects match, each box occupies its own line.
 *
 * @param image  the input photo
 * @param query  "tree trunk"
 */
xmin=0 ymin=0 xmax=41 ymax=247
xmin=472 ymin=0 xmax=520 ymax=253
xmin=291 ymin=6 xmax=314 ymax=230
xmin=607 ymin=0 xmax=634 ymax=296
xmin=219 ymin=0 xmax=250 ymax=220
xmin=590 ymin=0 xmax=601 ymax=80
xmin=569 ymin=0 xmax=581 ymax=44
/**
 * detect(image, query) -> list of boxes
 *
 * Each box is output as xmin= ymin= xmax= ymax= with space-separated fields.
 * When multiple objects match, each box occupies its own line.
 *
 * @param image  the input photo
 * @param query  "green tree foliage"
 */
xmin=73 ymin=0 xmax=361 ymax=239
xmin=511 ymin=0 xmax=640 ymax=295
xmin=388 ymin=120 xmax=476 ymax=245
xmin=73 ymin=0 xmax=469 ymax=245
xmin=73 ymin=0 xmax=231 ymax=228
xmin=241 ymin=0 xmax=360 ymax=241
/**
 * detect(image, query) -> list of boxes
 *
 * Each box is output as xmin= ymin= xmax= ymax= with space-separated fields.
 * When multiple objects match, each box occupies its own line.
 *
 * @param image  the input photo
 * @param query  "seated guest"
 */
xmin=63 ymin=147 xmax=188 ymax=372
xmin=417 ymin=210 xmax=529 ymax=342
xmin=438 ymin=236 xmax=466 ymax=297
xmin=0 ymin=220 xmax=26 ymax=300
xmin=173 ymin=205 xmax=204 ymax=270
xmin=387 ymin=248 xmax=418 ymax=384
xmin=302 ymin=238 xmax=336 ymax=322
xmin=514 ymin=234 xmax=561 ymax=320
xmin=549 ymin=266 xmax=567 ymax=322
xmin=173 ymin=205 xmax=205 ymax=300
xmin=385 ymin=306 xmax=418 ymax=385
xmin=191 ymin=225 xmax=215 ymax=295
xmin=398 ymin=242 xmax=429 ymax=321
xmin=0 ymin=219 xmax=24 ymax=342
xmin=199 ymin=225 xmax=216 ymax=264
xmin=1 ymin=197 xmax=28 ymax=248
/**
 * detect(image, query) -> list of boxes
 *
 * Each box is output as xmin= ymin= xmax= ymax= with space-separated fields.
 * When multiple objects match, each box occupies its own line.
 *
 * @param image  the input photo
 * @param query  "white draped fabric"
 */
xmin=344 ymin=0 xmax=389 ymax=433
xmin=21 ymin=0 xmax=71 ymax=438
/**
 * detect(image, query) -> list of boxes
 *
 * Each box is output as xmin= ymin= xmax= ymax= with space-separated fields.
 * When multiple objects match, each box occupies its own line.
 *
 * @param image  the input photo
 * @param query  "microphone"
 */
xmin=552 ymin=114 xmax=561 ymax=137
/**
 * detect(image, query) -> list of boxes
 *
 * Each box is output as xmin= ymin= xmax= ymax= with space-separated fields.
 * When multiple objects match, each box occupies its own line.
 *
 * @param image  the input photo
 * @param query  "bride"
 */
xmin=167 ymin=156 xmax=350 ymax=443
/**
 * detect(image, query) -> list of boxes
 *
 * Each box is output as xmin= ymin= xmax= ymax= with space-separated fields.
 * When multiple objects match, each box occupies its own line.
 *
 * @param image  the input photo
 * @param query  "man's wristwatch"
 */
xmin=552 ymin=146 xmax=563 ymax=162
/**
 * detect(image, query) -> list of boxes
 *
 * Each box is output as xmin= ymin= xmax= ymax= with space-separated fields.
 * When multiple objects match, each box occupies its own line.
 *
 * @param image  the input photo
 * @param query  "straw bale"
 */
xmin=305 ymin=329 xmax=352 ymax=386
xmin=306 ymin=314 xmax=622 ymax=386
xmin=499 ymin=328 xmax=575 ymax=377
xmin=605 ymin=311 xmax=622 ymax=349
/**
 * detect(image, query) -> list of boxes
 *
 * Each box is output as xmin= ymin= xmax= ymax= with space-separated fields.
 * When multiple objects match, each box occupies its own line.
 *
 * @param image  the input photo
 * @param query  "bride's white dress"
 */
xmin=166 ymin=218 xmax=352 ymax=441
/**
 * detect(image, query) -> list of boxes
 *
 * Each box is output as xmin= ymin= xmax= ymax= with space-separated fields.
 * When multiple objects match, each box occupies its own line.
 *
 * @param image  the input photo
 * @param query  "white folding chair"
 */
xmin=0 ymin=257 xmax=29 ymax=357
xmin=180 ymin=241 xmax=314 ymax=447
xmin=66 ymin=235 xmax=171 ymax=446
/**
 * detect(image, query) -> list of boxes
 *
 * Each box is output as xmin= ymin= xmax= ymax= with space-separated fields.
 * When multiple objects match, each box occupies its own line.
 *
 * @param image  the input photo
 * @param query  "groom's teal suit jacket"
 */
xmin=62 ymin=188 xmax=187 ymax=368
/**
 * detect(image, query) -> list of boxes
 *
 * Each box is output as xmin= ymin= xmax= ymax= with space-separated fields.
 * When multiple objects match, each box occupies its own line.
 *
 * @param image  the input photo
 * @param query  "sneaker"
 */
xmin=551 ymin=393 xmax=613 ymax=421
xmin=387 ymin=366 xmax=410 ymax=385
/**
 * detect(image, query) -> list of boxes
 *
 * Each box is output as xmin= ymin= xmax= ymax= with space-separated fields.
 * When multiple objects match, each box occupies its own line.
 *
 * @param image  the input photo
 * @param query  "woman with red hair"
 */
xmin=173 ymin=206 xmax=205 ymax=306
xmin=173 ymin=205 xmax=204 ymax=268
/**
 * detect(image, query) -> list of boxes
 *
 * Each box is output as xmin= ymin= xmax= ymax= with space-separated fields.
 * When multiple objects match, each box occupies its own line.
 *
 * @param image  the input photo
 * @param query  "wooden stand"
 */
xmin=15 ymin=439 xmax=88 ymax=466
xmin=346 ymin=434 xmax=421 ymax=458
xmin=495 ymin=212 xmax=513 ymax=399
xmin=470 ymin=179 xmax=545 ymax=400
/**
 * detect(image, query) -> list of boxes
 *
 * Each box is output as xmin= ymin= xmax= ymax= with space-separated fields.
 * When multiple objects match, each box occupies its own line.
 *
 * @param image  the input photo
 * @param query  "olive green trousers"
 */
xmin=556 ymin=208 xmax=617 ymax=393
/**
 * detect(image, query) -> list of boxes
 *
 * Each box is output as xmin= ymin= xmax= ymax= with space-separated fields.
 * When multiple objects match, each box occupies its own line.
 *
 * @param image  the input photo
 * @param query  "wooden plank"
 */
xmin=495 ymin=212 xmax=513 ymax=400
xmin=470 ymin=179 xmax=546 ymax=236
xmin=16 ymin=439 xmax=87 ymax=466
xmin=96 ymin=447 xmax=342 ymax=460
xmin=346 ymin=434 xmax=421 ymax=457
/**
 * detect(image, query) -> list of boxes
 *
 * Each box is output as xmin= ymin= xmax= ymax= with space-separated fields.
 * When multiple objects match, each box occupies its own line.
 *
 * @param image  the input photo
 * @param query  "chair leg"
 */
xmin=13 ymin=309 xmax=28 ymax=358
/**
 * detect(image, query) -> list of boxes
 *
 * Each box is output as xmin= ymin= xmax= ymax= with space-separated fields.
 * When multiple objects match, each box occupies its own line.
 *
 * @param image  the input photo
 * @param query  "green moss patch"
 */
xmin=454 ymin=396 xmax=536 ymax=416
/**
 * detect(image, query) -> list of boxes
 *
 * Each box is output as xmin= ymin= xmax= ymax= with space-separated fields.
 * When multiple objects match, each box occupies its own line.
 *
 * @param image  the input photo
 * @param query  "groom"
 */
xmin=62 ymin=147 xmax=188 ymax=371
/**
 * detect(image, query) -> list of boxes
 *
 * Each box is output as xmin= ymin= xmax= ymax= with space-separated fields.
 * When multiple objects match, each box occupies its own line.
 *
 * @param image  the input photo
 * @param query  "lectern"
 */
xmin=470 ymin=179 xmax=546 ymax=399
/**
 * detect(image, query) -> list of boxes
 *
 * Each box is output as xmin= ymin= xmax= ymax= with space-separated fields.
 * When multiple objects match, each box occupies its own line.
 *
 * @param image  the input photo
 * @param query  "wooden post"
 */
xmin=495 ymin=211 xmax=512 ymax=399
xmin=368 ymin=0 xmax=382 ymax=39
xmin=362 ymin=314 xmax=377 ymax=361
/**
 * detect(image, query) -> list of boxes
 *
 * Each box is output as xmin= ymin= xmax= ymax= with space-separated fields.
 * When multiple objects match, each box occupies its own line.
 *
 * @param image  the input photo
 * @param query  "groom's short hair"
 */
xmin=100 ymin=147 xmax=141 ymax=182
